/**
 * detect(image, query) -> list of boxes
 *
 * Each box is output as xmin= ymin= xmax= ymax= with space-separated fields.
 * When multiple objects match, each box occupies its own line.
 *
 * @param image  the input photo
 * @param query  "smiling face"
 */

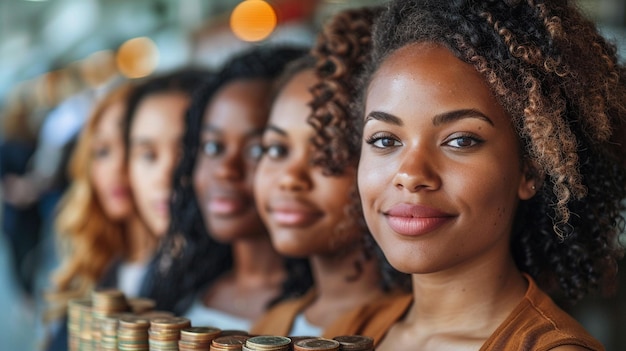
xmin=193 ymin=79 xmax=270 ymax=243
xmin=254 ymin=69 xmax=360 ymax=258
xmin=129 ymin=92 xmax=188 ymax=237
xmin=358 ymin=43 xmax=536 ymax=275
xmin=90 ymin=101 xmax=133 ymax=220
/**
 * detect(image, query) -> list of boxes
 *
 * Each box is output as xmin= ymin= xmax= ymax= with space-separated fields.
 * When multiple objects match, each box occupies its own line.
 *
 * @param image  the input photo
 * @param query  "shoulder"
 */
xmin=334 ymin=292 xmax=413 ymax=345
xmin=250 ymin=290 xmax=316 ymax=336
xmin=482 ymin=275 xmax=604 ymax=351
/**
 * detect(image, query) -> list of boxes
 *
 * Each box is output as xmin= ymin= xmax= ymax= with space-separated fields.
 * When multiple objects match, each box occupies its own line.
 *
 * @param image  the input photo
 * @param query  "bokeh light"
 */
xmin=230 ymin=0 xmax=277 ymax=42
xmin=115 ymin=37 xmax=159 ymax=79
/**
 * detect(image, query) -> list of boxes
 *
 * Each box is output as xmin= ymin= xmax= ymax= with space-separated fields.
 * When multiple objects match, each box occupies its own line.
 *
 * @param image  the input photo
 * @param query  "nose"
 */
xmin=278 ymin=154 xmax=312 ymax=192
xmin=214 ymin=148 xmax=244 ymax=181
xmin=392 ymin=146 xmax=441 ymax=192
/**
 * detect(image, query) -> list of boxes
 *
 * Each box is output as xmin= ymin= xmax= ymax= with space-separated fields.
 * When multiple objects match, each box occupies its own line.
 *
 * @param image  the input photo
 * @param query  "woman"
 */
xmin=122 ymin=69 xmax=208 ymax=313
xmin=355 ymin=1 xmax=626 ymax=350
xmin=252 ymin=10 xmax=409 ymax=336
xmin=149 ymin=47 xmax=313 ymax=329
xmin=46 ymin=82 xmax=155 ymax=350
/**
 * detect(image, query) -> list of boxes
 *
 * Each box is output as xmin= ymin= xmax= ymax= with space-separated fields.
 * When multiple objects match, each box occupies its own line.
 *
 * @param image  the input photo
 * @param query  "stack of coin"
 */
xmin=92 ymin=289 xmax=129 ymax=347
xmin=148 ymin=317 xmax=192 ymax=350
xmin=293 ymin=338 xmax=340 ymax=351
xmin=210 ymin=335 xmax=250 ymax=351
xmin=117 ymin=315 xmax=151 ymax=351
xmin=67 ymin=298 xmax=92 ymax=351
xmin=243 ymin=335 xmax=291 ymax=351
xmin=178 ymin=326 xmax=222 ymax=350
xmin=332 ymin=335 xmax=374 ymax=351
xmin=99 ymin=314 xmax=125 ymax=351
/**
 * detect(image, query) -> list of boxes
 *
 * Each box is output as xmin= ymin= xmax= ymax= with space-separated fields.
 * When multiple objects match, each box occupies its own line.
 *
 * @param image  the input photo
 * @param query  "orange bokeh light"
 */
xmin=230 ymin=0 xmax=277 ymax=42
xmin=116 ymin=37 xmax=159 ymax=79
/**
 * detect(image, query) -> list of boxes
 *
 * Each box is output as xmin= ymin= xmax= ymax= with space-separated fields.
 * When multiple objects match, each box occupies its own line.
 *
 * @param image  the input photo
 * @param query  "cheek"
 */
xmin=357 ymin=157 xmax=387 ymax=208
xmin=193 ymin=160 xmax=210 ymax=196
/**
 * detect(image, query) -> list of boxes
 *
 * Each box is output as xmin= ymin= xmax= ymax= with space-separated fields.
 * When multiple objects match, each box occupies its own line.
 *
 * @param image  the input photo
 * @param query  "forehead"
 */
xmin=269 ymin=69 xmax=316 ymax=126
xmin=131 ymin=92 xmax=188 ymax=134
xmin=366 ymin=43 xmax=506 ymax=123
xmin=204 ymin=79 xmax=272 ymax=128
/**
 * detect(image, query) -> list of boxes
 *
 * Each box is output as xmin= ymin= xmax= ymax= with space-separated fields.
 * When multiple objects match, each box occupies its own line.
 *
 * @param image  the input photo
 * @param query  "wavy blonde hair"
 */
xmin=46 ymin=82 xmax=135 ymax=318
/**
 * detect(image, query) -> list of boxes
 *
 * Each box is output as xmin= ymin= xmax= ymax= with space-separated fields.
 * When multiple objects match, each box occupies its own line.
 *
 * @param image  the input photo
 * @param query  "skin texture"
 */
xmin=129 ymin=92 xmax=188 ymax=237
xmin=359 ymin=43 xmax=536 ymax=350
xmin=90 ymin=101 xmax=133 ymax=220
xmin=255 ymin=69 xmax=384 ymax=328
xmin=193 ymin=79 xmax=287 ymax=321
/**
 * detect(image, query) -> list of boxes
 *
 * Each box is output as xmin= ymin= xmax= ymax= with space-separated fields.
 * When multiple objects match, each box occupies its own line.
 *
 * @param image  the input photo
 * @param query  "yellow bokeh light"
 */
xmin=116 ymin=37 xmax=159 ymax=79
xmin=230 ymin=0 xmax=277 ymax=42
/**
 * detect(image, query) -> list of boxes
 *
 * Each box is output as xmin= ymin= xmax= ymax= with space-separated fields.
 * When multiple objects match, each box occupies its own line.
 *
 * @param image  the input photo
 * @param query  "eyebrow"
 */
xmin=365 ymin=109 xmax=494 ymax=126
xmin=265 ymin=124 xmax=287 ymax=136
xmin=203 ymin=124 xmax=266 ymax=137
xmin=364 ymin=111 xmax=403 ymax=126
xmin=130 ymin=138 xmax=154 ymax=147
xmin=433 ymin=109 xmax=494 ymax=126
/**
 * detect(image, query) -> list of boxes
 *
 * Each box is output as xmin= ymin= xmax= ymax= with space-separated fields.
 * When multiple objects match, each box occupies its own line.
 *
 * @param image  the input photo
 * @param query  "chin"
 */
xmin=272 ymin=239 xmax=312 ymax=258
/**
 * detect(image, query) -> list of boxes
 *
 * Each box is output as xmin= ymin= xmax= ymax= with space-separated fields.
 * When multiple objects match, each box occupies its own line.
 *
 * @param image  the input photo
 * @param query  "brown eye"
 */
xmin=445 ymin=135 xmax=483 ymax=148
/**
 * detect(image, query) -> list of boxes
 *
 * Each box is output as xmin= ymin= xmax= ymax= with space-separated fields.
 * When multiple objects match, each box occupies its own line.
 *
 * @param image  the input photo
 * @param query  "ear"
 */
xmin=518 ymin=159 xmax=543 ymax=200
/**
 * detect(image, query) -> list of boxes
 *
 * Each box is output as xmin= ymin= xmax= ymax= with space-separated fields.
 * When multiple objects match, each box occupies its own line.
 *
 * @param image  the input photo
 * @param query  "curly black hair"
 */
xmin=307 ymin=6 xmax=412 ymax=293
xmin=357 ymin=0 xmax=626 ymax=302
xmin=147 ymin=46 xmax=314 ymax=314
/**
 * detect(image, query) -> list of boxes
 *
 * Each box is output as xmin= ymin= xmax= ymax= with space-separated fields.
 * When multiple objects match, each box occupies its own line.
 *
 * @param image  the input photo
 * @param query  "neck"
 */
xmin=405 ymin=256 xmax=527 ymax=336
xmin=231 ymin=234 xmax=286 ymax=288
xmin=305 ymin=241 xmax=384 ymax=327
xmin=124 ymin=215 xmax=157 ymax=263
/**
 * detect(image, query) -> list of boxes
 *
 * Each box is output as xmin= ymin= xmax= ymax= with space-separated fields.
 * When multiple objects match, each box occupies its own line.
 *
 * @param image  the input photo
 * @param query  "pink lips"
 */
xmin=384 ymin=203 xmax=454 ymax=236
xmin=209 ymin=196 xmax=246 ymax=216
xmin=268 ymin=201 xmax=323 ymax=227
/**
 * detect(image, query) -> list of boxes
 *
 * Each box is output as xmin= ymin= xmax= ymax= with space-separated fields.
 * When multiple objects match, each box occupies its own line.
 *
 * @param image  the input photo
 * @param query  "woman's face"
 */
xmin=90 ymin=101 xmax=132 ymax=220
xmin=255 ymin=69 xmax=360 ymax=258
xmin=359 ymin=43 xmax=536 ymax=274
xmin=193 ymin=79 xmax=270 ymax=243
xmin=129 ymin=92 xmax=188 ymax=237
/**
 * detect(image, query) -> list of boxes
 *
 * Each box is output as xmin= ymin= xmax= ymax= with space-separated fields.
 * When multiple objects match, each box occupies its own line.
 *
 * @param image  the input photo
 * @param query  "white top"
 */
xmin=117 ymin=260 xmax=149 ymax=298
xmin=184 ymin=298 xmax=252 ymax=331
xmin=289 ymin=313 xmax=323 ymax=337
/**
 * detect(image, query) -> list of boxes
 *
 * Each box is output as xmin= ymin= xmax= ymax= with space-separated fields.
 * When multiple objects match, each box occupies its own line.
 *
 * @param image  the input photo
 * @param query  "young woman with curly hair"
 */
xmin=146 ymin=47 xmax=314 ymax=330
xmin=46 ymin=82 xmax=156 ymax=350
xmin=353 ymin=0 xmax=626 ymax=350
xmin=252 ymin=7 xmax=410 ymax=338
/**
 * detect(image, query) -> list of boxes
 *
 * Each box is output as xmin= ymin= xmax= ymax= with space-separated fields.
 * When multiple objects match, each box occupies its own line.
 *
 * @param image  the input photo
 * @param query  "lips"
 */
xmin=267 ymin=200 xmax=323 ymax=227
xmin=154 ymin=199 xmax=170 ymax=217
xmin=208 ymin=196 xmax=248 ymax=216
xmin=383 ymin=203 xmax=454 ymax=236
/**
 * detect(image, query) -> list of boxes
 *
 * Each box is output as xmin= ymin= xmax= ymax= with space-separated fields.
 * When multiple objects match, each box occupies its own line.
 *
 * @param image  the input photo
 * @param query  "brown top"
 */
xmin=479 ymin=274 xmax=604 ymax=351
xmin=250 ymin=290 xmax=411 ymax=342
xmin=356 ymin=274 xmax=605 ymax=351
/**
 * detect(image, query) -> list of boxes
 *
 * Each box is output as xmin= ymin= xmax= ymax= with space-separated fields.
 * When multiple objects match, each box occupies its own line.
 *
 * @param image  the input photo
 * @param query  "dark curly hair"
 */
xmin=307 ymin=6 xmax=411 ymax=293
xmin=147 ymin=46 xmax=314 ymax=314
xmin=357 ymin=0 xmax=626 ymax=302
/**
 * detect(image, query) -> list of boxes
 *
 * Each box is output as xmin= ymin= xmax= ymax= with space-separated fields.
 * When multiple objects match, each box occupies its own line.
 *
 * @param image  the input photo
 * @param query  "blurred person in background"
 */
xmin=44 ymin=82 xmax=156 ymax=351
xmin=0 ymin=90 xmax=43 ymax=299
xmin=146 ymin=46 xmax=313 ymax=331
xmin=124 ymin=69 xmax=207 ymax=240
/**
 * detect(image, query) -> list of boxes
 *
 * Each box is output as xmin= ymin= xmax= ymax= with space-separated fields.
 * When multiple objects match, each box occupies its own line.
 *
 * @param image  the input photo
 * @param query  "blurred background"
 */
xmin=0 ymin=0 xmax=624 ymax=350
